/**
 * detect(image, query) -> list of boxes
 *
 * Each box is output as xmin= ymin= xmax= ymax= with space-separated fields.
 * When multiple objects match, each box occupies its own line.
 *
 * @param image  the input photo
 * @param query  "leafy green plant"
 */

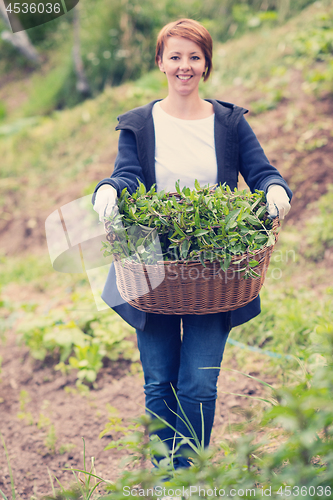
xmin=17 ymin=313 xmax=89 ymax=362
xmin=69 ymin=343 xmax=103 ymax=385
xmin=17 ymin=298 xmax=137 ymax=386
xmin=103 ymin=181 xmax=276 ymax=278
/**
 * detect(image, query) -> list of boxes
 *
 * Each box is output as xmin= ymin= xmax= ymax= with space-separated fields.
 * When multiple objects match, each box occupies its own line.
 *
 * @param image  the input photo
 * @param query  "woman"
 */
xmin=92 ymin=19 xmax=292 ymax=469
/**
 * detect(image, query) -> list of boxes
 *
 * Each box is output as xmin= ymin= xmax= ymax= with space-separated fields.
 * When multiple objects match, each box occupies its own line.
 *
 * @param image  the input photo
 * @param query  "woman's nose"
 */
xmin=179 ymin=58 xmax=191 ymax=70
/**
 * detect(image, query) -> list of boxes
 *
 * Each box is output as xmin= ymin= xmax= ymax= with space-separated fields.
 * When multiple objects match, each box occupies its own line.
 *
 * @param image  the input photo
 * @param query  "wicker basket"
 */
xmin=107 ymin=218 xmax=280 ymax=315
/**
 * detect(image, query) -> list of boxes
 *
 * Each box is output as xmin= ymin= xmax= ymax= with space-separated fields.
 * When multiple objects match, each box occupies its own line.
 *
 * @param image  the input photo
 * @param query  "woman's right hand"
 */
xmin=93 ymin=184 xmax=117 ymax=222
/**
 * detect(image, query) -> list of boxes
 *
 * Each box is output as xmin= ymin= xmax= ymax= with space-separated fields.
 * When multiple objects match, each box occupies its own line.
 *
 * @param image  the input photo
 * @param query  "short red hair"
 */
xmin=155 ymin=19 xmax=213 ymax=82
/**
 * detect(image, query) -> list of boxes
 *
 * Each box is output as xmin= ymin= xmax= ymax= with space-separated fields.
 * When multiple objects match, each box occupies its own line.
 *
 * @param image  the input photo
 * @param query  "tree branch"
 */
xmin=0 ymin=0 xmax=40 ymax=63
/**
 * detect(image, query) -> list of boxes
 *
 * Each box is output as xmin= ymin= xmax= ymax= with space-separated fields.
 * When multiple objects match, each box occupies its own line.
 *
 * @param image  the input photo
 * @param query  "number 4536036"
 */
xmin=276 ymin=486 xmax=331 ymax=496
xmin=5 ymin=3 xmax=62 ymax=14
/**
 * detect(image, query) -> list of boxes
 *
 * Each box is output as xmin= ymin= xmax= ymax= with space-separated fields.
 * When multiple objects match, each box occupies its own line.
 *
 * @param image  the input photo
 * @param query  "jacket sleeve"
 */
xmin=238 ymin=116 xmax=292 ymax=200
xmin=92 ymin=129 xmax=146 ymax=205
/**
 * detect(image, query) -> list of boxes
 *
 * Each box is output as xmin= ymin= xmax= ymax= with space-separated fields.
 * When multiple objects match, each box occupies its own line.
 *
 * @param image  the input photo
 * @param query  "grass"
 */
xmin=204 ymin=1 xmax=333 ymax=93
xmin=0 ymin=433 xmax=16 ymax=500
xmin=0 ymin=253 xmax=54 ymax=286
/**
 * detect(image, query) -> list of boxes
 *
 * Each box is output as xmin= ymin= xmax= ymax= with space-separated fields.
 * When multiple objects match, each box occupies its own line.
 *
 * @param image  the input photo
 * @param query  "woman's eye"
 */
xmin=169 ymin=55 xmax=200 ymax=60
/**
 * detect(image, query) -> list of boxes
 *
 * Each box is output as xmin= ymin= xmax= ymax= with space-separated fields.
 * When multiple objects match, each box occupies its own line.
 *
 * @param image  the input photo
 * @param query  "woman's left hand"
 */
xmin=266 ymin=185 xmax=291 ymax=220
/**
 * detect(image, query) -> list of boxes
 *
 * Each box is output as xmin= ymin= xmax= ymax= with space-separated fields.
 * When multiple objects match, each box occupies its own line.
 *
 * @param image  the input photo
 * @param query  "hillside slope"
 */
xmin=0 ymin=2 xmax=332 ymax=257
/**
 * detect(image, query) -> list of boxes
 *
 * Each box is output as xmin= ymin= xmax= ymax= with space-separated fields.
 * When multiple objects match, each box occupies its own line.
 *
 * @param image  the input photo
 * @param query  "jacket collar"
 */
xmin=115 ymin=99 xmax=248 ymax=131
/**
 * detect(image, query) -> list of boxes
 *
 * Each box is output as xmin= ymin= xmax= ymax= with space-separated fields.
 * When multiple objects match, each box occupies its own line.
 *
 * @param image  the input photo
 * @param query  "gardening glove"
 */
xmin=266 ymin=184 xmax=291 ymax=220
xmin=93 ymin=184 xmax=117 ymax=222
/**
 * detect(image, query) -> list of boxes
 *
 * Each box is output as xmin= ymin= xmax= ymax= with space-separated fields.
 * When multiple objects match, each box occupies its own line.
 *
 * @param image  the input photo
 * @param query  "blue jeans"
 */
xmin=136 ymin=311 xmax=231 ymax=469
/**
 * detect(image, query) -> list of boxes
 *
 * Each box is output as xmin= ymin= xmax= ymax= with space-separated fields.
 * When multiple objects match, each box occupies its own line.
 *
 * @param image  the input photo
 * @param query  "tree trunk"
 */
xmin=0 ymin=0 xmax=40 ymax=63
xmin=72 ymin=4 xmax=91 ymax=96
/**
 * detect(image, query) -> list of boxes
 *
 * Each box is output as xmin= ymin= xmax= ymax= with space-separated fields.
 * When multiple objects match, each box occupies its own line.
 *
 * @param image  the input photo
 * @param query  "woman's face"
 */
xmin=157 ymin=36 xmax=207 ymax=97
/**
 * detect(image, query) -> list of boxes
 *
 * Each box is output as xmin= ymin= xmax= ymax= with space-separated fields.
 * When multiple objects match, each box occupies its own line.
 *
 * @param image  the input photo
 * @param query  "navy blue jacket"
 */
xmin=92 ymin=99 xmax=292 ymax=331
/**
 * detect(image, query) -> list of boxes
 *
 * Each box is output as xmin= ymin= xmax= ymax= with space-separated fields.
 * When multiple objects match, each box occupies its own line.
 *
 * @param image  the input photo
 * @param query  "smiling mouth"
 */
xmin=177 ymin=75 xmax=193 ymax=80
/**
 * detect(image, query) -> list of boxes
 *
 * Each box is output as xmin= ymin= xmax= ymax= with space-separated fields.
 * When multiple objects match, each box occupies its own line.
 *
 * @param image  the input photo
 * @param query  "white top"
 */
xmin=152 ymin=101 xmax=217 ymax=192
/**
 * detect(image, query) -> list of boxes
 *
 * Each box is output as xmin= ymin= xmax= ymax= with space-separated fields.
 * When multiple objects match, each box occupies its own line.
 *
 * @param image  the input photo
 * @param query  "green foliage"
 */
xmin=17 ymin=313 xmax=88 ymax=362
xmin=16 ymin=4 xmax=74 ymax=45
xmin=258 ymin=322 xmax=333 ymax=491
xmin=232 ymin=288 xmax=320 ymax=359
xmin=16 ymin=294 xmax=137 ymax=386
xmin=88 ymin=316 xmax=333 ymax=498
xmin=69 ymin=343 xmax=103 ymax=384
xmin=289 ymin=8 xmax=333 ymax=95
xmin=0 ymin=101 xmax=6 ymax=122
xmin=303 ymin=185 xmax=333 ymax=261
xmin=22 ymin=53 xmax=76 ymax=116
xmin=0 ymin=0 xmax=322 ymax=114
xmin=0 ymin=254 xmax=53 ymax=286
xmin=292 ymin=10 xmax=333 ymax=60
xmin=79 ymin=0 xmax=164 ymax=90
xmin=250 ymin=83 xmax=284 ymax=114
xmin=77 ymin=0 xmax=322 ymax=94
xmin=104 ymin=181 xmax=275 ymax=277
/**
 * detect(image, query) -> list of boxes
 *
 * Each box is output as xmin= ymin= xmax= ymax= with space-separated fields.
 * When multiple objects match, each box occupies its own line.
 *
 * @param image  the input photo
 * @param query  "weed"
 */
xmin=38 ymin=412 xmax=52 ymax=430
xmin=45 ymin=438 xmax=111 ymax=499
xmin=17 ymin=390 xmax=34 ymax=425
xmin=44 ymin=425 xmax=57 ymax=455
xmin=59 ymin=443 xmax=76 ymax=455
xmin=0 ymin=433 xmax=16 ymax=500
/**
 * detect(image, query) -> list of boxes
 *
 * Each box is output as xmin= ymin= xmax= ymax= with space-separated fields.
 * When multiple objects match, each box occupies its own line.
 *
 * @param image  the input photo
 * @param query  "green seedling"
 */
xmin=44 ymin=424 xmax=57 ymax=455
xmin=69 ymin=343 xmax=103 ymax=385
xmin=17 ymin=390 xmax=34 ymax=425
xmin=47 ymin=438 xmax=112 ymax=499
xmin=0 ymin=432 xmax=16 ymax=500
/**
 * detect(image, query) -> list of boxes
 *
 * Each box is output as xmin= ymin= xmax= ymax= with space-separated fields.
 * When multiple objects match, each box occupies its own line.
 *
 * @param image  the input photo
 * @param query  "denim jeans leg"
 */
xmin=175 ymin=312 xmax=231 ymax=468
xmin=136 ymin=313 xmax=182 ymax=457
